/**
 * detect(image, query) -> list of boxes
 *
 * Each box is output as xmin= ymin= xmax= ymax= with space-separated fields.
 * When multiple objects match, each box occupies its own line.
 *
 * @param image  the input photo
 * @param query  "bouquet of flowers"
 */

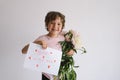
xmin=58 ymin=30 xmax=86 ymax=80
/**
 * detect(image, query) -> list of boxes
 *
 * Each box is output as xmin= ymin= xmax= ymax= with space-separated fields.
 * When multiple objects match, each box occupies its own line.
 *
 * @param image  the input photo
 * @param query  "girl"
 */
xmin=22 ymin=11 xmax=74 ymax=80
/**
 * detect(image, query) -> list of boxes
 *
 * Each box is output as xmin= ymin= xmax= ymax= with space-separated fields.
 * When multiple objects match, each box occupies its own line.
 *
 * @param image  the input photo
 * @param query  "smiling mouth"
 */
xmin=52 ymin=29 xmax=58 ymax=31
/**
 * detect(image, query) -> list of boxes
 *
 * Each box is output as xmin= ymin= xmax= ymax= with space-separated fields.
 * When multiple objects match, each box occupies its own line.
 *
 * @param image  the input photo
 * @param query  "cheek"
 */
xmin=59 ymin=26 xmax=63 ymax=31
xmin=47 ymin=25 xmax=52 ymax=30
xmin=58 ymin=25 xmax=62 ymax=29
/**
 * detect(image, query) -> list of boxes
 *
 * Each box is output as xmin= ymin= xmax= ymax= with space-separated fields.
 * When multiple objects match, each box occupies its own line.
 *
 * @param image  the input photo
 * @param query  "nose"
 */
xmin=53 ymin=23 xmax=58 ymax=29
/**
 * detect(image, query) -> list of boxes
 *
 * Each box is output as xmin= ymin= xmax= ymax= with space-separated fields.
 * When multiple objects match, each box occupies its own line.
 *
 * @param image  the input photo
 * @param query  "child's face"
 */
xmin=47 ymin=17 xmax=63 ymax=37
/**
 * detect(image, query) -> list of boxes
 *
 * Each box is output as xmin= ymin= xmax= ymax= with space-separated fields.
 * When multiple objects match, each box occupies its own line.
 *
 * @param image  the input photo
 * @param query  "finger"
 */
xmin=42 ymin=44 xmax=47 ymax=49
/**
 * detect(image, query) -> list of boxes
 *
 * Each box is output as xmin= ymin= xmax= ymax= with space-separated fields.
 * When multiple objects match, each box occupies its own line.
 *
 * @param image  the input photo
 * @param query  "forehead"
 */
xmin=51 ymin=17 xmax=62 ymax=22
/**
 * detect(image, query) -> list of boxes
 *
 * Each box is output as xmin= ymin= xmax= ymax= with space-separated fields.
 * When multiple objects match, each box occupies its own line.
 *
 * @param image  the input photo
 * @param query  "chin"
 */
xmin=52 ymin=31 xmax=59 ymax=34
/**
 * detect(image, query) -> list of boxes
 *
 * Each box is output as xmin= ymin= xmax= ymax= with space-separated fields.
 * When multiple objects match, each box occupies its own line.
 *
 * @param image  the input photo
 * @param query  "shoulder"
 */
xmin=60 ymin=31 xmax=66 ymax=35
xmin=34 ymin=34 xmax=48 ymax=41
xmin=59 ymin=31 xmax=66 ymax=40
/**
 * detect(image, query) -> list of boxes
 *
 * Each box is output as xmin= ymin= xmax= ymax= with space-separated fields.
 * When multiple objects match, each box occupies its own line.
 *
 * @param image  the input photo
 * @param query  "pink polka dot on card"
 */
xmin=36 ymin=64 xmax=39 ymax=67
xmin=48 ymin=65 xmax=51 ymax=69
xmin=28 ymin=56 xmax=32 ymax=60
xmin=54 ymin=60 xmax=56 ymax=63
xmin=50 ymin=52 xmax=53 ymax=54
xmin=35 ymin=49 xmax=40 ymax=53
xmin=35 ymin=49 xmax=38 ymax=52
xmin=42 ymin=56 xmax=45 ymax=59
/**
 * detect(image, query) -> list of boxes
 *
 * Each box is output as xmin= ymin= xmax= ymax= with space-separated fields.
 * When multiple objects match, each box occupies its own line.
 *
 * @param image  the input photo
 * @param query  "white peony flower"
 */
xmin=73 ymin=35 xmax=82 ymax=49
xmin=70 ymin=30 xmax=82 ymax=50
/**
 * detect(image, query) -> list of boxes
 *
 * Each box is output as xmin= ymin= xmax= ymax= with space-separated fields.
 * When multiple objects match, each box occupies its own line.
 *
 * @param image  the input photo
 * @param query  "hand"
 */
xmin=41 ymin=40 xmax=47 ymax=49
xmin=66 ymin=49 xmax=75 ymax=56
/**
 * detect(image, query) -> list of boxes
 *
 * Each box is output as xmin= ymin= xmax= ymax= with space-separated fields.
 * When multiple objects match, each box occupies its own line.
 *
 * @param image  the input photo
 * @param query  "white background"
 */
xmin=0 ymin=0 xmax=120 ymax=80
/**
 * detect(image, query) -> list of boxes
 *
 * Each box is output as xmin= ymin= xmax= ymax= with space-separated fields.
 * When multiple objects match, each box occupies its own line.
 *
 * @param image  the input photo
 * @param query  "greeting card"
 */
xmin=24 ymin=43 xmax=62 ymax=75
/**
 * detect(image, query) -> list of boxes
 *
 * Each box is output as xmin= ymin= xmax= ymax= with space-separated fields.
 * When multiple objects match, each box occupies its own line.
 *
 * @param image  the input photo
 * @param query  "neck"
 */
xmin=47 ymin=33 xmax=58 ymax=38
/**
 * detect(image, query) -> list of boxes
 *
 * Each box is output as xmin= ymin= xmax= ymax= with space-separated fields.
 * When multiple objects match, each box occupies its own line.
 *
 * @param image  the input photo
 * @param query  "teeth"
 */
xmin=52 ymin=30 xmax=57 ymax=31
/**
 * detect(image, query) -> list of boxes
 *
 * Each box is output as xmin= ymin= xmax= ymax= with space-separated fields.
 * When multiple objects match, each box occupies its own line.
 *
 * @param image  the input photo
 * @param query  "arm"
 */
xmin=21 ymin=44 xmax=29 ymax=54
xmin=21 ymin=40 xmax=47 ymax=54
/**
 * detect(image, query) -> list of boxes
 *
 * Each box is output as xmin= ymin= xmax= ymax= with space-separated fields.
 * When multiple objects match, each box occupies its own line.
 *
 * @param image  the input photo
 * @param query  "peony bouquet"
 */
xmin=58 ymin=30 xmax=86 ymax=80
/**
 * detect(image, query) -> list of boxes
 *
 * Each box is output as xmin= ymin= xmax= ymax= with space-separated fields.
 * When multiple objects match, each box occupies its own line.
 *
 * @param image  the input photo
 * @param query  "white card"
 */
xmin=24 ymin=43 xmax=62 ymax=75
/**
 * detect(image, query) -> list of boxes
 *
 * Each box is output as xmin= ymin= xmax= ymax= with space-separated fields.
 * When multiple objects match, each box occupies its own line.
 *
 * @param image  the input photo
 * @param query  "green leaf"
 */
xmin=58 ymin=30 xmax=86 ymax=80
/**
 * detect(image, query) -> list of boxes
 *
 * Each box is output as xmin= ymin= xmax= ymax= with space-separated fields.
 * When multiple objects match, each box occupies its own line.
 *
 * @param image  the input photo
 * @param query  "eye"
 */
xmin=58 ymin=23 xmax=62 ymax=26
xmin=50 ymin=22 xmax=54 ymax=24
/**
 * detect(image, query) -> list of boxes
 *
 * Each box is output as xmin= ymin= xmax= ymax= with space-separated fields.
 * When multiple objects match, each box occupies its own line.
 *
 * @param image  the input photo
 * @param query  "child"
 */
xmin=22 ymin=11 xmax=75 ymax=80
